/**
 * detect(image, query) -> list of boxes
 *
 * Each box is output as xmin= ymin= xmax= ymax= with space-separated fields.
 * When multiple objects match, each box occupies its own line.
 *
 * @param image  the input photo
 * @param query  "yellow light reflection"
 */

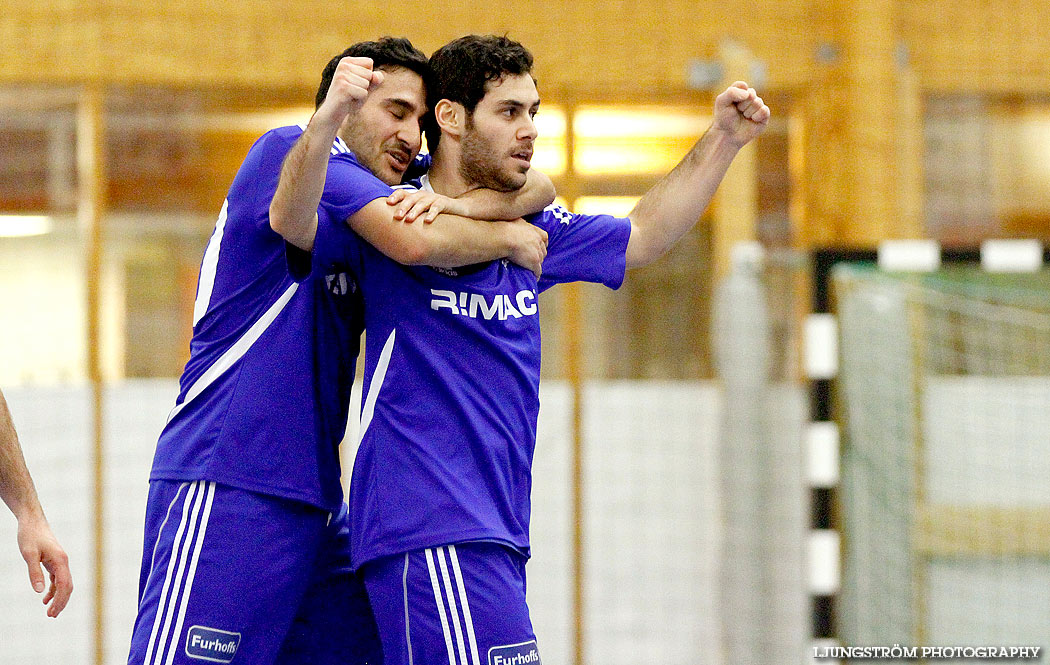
xmin=532 ymin=106 xmax=566 ymax=176
xmin=574 ymin=107 xmax=709 ymax=175
xmin=574 ymin=107 xmax=708 ymax=138
xmin=573 ymin=196 xmax=641 ymax=218
xmin=0 ymin=215 xmax=52 ymax=237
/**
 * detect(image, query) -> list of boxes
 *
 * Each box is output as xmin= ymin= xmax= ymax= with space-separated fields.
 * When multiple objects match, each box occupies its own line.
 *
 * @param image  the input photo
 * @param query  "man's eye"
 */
xmin=502 ymin=108 xmax=515 ymax=117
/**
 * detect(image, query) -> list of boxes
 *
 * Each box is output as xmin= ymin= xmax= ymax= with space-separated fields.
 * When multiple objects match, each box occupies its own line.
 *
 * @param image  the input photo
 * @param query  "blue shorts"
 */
xmin=362 ymin=542 xmax=541 ymax=665
xmin=128 ymin=480 xmax=381 ymax=665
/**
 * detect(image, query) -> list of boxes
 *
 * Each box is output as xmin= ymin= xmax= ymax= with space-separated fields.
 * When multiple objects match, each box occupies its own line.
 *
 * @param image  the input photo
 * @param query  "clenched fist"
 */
xmin=712 ymin=81 xmax=770 ymax=148
xmin=313 ymin=56 xmax=385 ymax=129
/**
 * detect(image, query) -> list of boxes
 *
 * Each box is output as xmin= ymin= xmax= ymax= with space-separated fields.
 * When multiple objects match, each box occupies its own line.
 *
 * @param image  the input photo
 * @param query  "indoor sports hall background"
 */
xmin=2 ymin=1 xmax=1049 ymax=663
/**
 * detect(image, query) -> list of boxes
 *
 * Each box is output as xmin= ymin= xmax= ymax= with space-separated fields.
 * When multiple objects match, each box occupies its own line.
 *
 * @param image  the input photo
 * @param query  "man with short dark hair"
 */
xmin=272 ymin=33 xmax=767 ymax=665
xmin=350 ymin=35 xmax=769 ymax=665
xmin=128 ymin=36 xmax=553 ymax=665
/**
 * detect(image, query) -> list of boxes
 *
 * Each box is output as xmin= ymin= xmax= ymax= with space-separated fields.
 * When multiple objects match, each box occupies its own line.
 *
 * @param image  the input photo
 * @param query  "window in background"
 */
xmin=0 ymin=90 xmax=86 ymax=385
xmin=538 ymin=101 xmax=792 ymax=380
xmin=538 ymin=105 xmax=714 ymax=380
xmin=574 ymin=106 xmax=707 ymax=175
xmin=573 ymin=196 xmax=640 ymax=218
xmin=532 ymin=105 xmax=567 ymax=176
xmin=926 ymin=95 xmax=1050 ymax=245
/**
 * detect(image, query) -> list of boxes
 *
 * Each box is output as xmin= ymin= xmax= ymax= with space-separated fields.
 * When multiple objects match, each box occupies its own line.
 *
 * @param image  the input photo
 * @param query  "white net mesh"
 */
xmin=835 ymin=264 xmax=1050 ymax=650
xmin=711 ymin=249 xmax=809 ymax=664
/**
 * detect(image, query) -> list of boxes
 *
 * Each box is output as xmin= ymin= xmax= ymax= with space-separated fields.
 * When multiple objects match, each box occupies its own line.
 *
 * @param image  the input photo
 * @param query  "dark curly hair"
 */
xmin=425 ymin=35 xmax=534 ymax=150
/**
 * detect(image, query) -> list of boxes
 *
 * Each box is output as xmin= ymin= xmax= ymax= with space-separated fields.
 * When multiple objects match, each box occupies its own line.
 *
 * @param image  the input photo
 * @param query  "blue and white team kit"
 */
xmin=130 ymin=124 xmax=631 ymax=665
xmin=128 ymin=126 xmax=388 ymax=665
xmin=330 ymin=171 xmax=631 ymax=665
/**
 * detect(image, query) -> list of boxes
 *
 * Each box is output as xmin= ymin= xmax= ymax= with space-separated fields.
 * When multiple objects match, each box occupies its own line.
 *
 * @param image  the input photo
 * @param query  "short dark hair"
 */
xmin=425 ymin=35 xmax=534 ymax=150
xmin=315 ymin=37 xmax=430 ymax=109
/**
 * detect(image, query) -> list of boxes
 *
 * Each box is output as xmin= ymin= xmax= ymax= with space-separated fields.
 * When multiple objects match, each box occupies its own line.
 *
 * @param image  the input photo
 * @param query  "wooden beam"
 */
xmin=77 ymin=83 xmax=107 ymax=665
xmin=712 ymin=40 xmax=759 ymax=281
xmin=917 ymin=505 xmax=1050 ymax=557
xmin=561 ymin=93 xmax=587 ymax=665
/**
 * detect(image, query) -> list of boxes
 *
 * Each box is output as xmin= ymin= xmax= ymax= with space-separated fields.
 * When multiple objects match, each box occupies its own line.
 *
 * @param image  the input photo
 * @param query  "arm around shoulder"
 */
xmin=347 ymin=198 xmax=548 ymax=275
xmin=441 ymin=169 xmax=556 ymax=222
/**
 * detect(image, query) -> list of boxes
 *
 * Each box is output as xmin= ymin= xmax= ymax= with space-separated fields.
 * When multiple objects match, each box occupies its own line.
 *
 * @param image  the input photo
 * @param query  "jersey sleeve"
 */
xmin=288 ymin=152 xmax=393 ymax=280
xmin=320 ymin=153 xmax=396 ymax=227
xmin=535 ymin=203 xmax=632 ymax=293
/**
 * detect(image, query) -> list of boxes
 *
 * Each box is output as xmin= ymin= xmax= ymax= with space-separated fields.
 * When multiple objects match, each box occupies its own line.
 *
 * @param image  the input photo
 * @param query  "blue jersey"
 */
xmin=150 ymin=125 xmax=394 ymax=512
xmin=347 ymin=175 xmax=632 ymax=568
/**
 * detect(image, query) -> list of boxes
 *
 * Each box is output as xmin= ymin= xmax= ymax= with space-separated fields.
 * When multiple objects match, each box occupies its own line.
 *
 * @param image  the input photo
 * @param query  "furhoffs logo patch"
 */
xmin=185 ymin=625 xmax=241 ymax=663
xmin=488 ymin=640 xmax=541 ymax=665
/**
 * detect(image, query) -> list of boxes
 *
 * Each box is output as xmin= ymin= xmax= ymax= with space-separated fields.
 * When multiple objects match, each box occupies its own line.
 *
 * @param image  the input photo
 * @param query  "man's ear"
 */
xmin=434 ymin=99 xmax=465 ymax=139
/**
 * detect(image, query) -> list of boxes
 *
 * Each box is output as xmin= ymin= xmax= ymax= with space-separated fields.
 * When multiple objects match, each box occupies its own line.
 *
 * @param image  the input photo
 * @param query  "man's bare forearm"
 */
xmin=625 ymin=128 xmax=740 ymax=268
xmin=349 ymin=198 xmax=547 ymax=275
xmin=415 ymin=214 xmax=548 ymax=277
xmin=269 ymin=115 xmax=342 ymax=251
xmin=0 ymin=389 xmax=43 ymax=522
xmin=271 ymin=56 xmax=381 ymax=251
xmin=414 ymin=215 xmax=520 ymax=267
xmin=626 ymin=83 xmax=769 ymax=269
xmin=458 ymin=169 xmax=556 ymax=220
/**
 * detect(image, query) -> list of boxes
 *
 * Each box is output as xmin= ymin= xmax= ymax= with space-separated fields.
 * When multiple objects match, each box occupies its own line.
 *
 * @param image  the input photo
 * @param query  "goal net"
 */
xmin=834 ymin=262 xmax=1050 ymax=649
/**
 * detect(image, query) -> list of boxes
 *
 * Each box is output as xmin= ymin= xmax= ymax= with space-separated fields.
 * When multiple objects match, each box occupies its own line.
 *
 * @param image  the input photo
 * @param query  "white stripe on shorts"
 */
xmin=448 ymin=545 xmax=481 ymax=665
xmin=143 ymin=481 xmax=201 ymax=665
xmin=144 ymin=481 xmax=213 ymax=665
xmin=437 ymin=547 xmax=470 ymax=665
xmin=154 ymin=481 xmax=207 ymax=664
xmin=425 ymin=548 xmax=458 ymax=665
xmin=164 ymin=481 xmax=216 ymax=665
xmin=403 ymin=553 xmax=414 ymax=665
xmin=146 ymin=482 xmax=190 ymax=588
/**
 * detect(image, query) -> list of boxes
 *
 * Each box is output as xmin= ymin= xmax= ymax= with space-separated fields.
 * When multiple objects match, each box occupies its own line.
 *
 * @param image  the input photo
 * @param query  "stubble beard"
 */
xmin=343 ymin=120 xmax=401 ymax=186
xmin=458 ymin=117 xmax=526 ymax=193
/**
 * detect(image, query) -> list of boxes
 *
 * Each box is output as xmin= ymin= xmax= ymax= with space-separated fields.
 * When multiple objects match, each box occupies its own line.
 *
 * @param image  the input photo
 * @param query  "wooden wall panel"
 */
xmin=902 ymin=0 xmax=1050 ymax=92
xmin=0 ymin=1 xmax=102 ymax=82
xmin=1 ymin=0 xmax=821 ymax=92
xmin=6 ymin=0 xmax=1050 ymax=249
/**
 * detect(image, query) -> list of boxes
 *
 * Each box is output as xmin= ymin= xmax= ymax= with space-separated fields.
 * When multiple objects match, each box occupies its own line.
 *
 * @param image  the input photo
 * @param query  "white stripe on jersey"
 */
xmin=167 ymin=282 xmax=299 ymax=424
xmin=193 ymin=199 xmax=229 ymax=327
xmin=294 ymin=122 xmax=350 ymax=155
xmin=358 ymin=328 xmax=396 ymax=442
xmin=330 ymin=135 xmax=351 ymax=155
xmin=425 ymin=549 xmax=458 ymax=665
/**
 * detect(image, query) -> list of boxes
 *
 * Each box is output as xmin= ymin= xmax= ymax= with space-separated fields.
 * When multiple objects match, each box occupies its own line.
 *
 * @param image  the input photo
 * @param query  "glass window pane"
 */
xmin=0 ymin=90 xmax=82 ymax=385
xmin=925 ymin=96 xmax=1050 ymax=243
